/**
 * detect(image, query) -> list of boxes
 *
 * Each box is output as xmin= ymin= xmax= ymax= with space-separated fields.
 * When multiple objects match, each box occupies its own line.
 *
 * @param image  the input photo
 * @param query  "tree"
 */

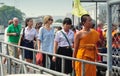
xmin=98 ymin=4 xmax=119 ymax=24
xmin=55 ymin=19 xmax=63 ymax=23
xmin=0 ymin=5 xmax=25 ymax=26
xmin=98 ymin=5 xmax=107 ymax=24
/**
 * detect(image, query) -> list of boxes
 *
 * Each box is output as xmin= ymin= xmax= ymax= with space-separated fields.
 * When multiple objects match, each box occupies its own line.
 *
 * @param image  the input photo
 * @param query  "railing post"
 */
xmin=0 ymin=42 xmax=2 ymax=52
xmin=0 ymin=42 xmax=2 ymax=55
xmin=82 ymin=62 xmax=85 ymax=76
xmin=8 ymin=58 xmax=11 ymax=74
xmin=14 ymin=46 xmax=17 ymax=74
xmin=0 ymin=42 xmax=4 ymax=76
xmin=21 ymin=49 xmax=24 ymax=60
xmin=18 ymin=63 xmax=22 ymax=73
xmin=0 ymin=58 xmax=4 ymax=76
xmin=33 ymin=51 xmax=36 ymax=64
xmin=22 ymin=48 xmax=25 ymax=61
xmin=22 ymin=64 xmax=27 ymax=74
xmin=46 ymin=54 xmax=48 ymax=68
xmin=106 ymin=1 xmax=113 ymax=76
xmin=61 ymin=57 xmax=65 ymax=73
xmin=18 ymin=63 xmax=27 ymax=74
xmin=33 ymin=51 xmax=36 ymax=73
xmin=6 ymin=44 xmax=10 ymax=74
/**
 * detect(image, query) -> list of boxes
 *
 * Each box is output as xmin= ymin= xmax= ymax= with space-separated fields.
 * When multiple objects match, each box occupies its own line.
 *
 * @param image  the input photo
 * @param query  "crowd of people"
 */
xmin=2 ymin=14 xmax=120 ymax=76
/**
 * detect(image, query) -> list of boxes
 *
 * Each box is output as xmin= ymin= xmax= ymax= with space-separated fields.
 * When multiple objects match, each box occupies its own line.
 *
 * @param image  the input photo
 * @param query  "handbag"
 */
xmin=20 ymin=28 xmax=25 ymax=46
xmin=36 ymin=52 xmax=43 ymax=66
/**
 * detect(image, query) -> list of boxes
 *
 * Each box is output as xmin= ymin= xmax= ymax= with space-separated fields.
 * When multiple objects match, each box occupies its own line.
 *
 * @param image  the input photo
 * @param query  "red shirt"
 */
xmin=97 ymin=27 xmax=104 ymax=47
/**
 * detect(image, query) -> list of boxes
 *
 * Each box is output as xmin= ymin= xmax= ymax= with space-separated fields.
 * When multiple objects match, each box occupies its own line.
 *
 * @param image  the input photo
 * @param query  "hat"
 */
xmin=103 ymin=25 xmax=107 ymax=31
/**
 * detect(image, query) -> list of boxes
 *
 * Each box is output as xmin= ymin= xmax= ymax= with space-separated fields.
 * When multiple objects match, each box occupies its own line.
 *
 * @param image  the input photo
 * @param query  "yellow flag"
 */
xmin=72 ymin=0 xmax=88 ymax=17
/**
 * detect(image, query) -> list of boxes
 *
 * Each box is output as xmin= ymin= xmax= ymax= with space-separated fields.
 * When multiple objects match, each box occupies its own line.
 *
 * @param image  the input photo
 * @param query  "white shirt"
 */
xmin=21 ymin=27 xmax=37 ymax=41
xmin=4 ymin=27 xmax=8 ymax=42
xmin=54 ymin=29 xmax=74 ymax=47
xmin=3 ymin=27 xmax=8 ymax=54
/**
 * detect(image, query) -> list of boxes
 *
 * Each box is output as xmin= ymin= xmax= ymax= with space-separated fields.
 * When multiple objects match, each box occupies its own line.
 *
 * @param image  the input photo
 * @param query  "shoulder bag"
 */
xmin=61 ymin=31 xmax=71 ymax=48
xmin=20 ymin=28 xmax=25 ymax=46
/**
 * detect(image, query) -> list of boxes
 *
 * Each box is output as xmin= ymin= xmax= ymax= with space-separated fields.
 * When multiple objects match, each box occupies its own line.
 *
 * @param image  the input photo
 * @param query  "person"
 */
xmin=91 ymin=23 xmax=95 ymax=29
xmin=112 ymin=32 xmax=120 ymax=49
xmin=18 ymin=18 xmax=37 ymax=64
xmin=52 ymin=17 xmax=74 ymax=74
xmin=37 ymin=15 xmax=55 ymax=70
xmin=103 ymin=25 xmax=107 ymax=47
xmin=54 ymin=26 xmax=62 ymax=35
xmin=2 ymin=20 xmax=13 ymax=64
xmin=5 ymin=20 xmax=13 ymax=42
xmin=111 ymin=24 xmax=119 ymax=53
xmin=112 ymin=24 xmax=117 ymax=37
xmin=72 ymin=14 xmax=99 ymax=76
xmin=56 ymin=26 xmax=62 ymax=31
xmin=103 ymin=25 xmax=107 ymax=39
xmin=96 ymin=22 xmax=105 ymax=47
xmin=7 ymin=17 xmax=21 ymax=59
xmin=34 ymin=22 xmax=42 ymax=49
xmin=35 ymin=22 xmax=42 ymax=33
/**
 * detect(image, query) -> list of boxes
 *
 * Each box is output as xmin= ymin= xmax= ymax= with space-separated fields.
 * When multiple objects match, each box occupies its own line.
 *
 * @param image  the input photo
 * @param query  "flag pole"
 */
xmin=72 ymin=0 xmax=74 ymax=27
xmin=95 ymin=2 xmax=98 ymax=29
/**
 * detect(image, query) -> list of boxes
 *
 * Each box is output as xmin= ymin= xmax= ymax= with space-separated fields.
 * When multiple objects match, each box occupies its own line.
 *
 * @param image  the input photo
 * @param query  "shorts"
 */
xmin=8 ymin=43 xmax=19 ymax=58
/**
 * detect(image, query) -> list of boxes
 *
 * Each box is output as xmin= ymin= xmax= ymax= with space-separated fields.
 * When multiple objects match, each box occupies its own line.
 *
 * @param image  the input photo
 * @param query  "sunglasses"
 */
xmin=49 ymin=18 xmax=53 ymax=21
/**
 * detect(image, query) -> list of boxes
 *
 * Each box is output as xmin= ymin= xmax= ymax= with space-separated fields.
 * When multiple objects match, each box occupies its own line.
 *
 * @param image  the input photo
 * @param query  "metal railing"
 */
xmin=0 ymin=54 xmax=68 ymax=76
xmin=0 ymin=41 xmax=120 ymax=76
xmin=0 ymin=41 xmax=68 ymax=76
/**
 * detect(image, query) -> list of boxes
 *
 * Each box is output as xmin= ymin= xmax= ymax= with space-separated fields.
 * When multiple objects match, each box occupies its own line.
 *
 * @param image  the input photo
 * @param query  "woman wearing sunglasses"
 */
xmin=37 ymin=15 xmax=55 ymax=70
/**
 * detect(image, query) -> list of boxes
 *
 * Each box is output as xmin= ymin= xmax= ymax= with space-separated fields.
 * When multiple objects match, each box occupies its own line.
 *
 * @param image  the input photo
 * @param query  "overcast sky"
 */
xmin=1 ymin=0 xmax=73 ymax=17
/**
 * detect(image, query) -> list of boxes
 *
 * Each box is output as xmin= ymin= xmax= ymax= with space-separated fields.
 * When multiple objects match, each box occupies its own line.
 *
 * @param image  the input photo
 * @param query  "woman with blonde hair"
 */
xmin=37 ymin=15 xmax=55 ymax=70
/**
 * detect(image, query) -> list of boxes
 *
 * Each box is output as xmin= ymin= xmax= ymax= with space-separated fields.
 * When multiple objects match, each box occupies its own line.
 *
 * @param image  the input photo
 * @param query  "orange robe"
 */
xmin=75 ymin=29 xmax=99 ymax=76
xmin=112 ymin=32 xmax=120 ymax=48
xmin=112 ymin=30 xmax=117 ymax=37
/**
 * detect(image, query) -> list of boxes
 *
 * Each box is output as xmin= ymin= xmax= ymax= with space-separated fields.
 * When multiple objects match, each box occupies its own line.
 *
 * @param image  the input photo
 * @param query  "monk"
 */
xmin=72 ymin=14 xmax=99 ymax=76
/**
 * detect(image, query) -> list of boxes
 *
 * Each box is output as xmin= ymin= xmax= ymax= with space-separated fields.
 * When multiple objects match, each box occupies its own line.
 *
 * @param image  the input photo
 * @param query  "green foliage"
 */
xmin=0 ymin=5 xmax=25 ymax=26
xmin=98 ymin=5 xmax=107 ymax=24
xmin=98 ymin=9 xmax=106 ymax=24
xmin=55 ymin=19 xmax=63 ymax=23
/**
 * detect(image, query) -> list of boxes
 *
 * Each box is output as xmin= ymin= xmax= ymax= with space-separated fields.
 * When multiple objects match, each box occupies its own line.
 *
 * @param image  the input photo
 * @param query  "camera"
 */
xmin=16 ymin=32 xmax=20 ymax=36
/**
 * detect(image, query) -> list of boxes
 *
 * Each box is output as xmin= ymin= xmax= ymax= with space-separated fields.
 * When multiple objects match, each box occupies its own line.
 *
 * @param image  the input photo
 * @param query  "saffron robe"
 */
xmin=75 ymin=29 xmax=99 ymax=76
